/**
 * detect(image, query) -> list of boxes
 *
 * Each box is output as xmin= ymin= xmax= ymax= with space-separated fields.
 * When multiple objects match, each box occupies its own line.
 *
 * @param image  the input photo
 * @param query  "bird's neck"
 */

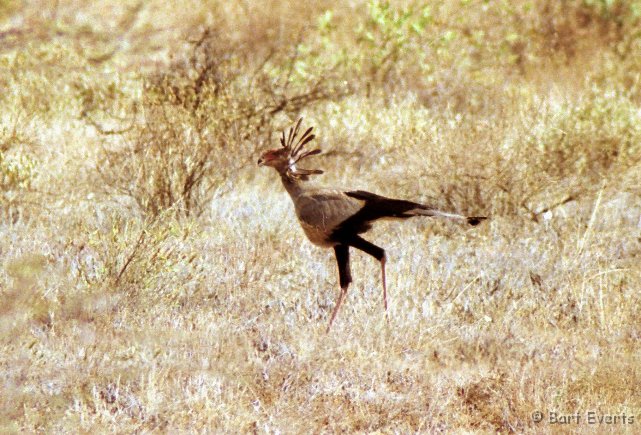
xmin=279 ymin=172 xmax=304 ymax=199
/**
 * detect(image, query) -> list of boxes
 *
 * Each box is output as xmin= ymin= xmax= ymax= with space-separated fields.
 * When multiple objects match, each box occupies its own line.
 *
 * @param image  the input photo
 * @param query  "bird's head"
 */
xmin=257 ymin=118 xmax=324 ymax=180
xmin=257 ymin=148 xmax=290 ymax=170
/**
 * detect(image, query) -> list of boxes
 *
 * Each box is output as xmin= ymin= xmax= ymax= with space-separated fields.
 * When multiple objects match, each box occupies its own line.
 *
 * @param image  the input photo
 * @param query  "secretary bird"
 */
xmin=258 ymin=118 xmax=485 ymax=331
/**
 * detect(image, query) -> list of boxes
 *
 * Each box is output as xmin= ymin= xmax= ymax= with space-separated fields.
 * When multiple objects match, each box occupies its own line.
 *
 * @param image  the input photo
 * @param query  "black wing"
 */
xmin=330 ymin=190 xmax=425 ymax=241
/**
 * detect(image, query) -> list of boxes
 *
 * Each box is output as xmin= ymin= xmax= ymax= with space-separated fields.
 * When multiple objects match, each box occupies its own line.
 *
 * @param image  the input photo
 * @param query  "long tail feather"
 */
xmin=410 ymin=208 xmax=464 ymax=219
xmin=410 ymin=207 xmax=487 ymax=225
xmin=333 ymin=191 xmax=486 ymax=240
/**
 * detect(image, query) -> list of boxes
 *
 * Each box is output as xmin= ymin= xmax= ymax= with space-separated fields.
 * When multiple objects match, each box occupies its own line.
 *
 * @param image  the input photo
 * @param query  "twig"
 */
xmin=115 ymin=226 xmax=147 ymax=284
xmin=577 ymin=181 xmax=606 ymax=256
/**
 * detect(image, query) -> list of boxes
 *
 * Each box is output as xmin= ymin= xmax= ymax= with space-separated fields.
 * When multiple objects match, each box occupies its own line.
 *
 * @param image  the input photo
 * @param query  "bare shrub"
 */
xmin=483 ymin=91 xmax=641 ymax=219
xmin=397 ymin=88 xmax=641 ymax=221
xmin=97 ymin=30 xmax=349 ymax=217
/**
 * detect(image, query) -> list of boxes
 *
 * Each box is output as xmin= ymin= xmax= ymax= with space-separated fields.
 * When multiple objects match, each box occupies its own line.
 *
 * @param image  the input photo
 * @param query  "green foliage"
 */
xmin=355 ymin=1 xmax=432 ymax=83
xmin=317 ymin=9 xmax=334 ymax=33
xmin=0 ymin=127 xmax=37 ymax=218
xmin=583 ymin=0 xmax=641 ymax=19
xmin=0 ymin=150 xmax=35 ymax=191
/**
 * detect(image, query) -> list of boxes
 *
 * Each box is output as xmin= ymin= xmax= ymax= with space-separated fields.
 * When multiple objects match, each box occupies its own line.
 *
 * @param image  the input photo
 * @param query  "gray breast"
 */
xmin=294 ymin=192 xmax=363 ymax=246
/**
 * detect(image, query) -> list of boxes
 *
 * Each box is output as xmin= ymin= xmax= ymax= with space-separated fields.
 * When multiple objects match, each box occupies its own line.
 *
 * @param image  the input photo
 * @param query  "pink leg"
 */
xmin=327 ymin=286 xmax=348 ymax=333
xmin=381 ymin=256 xmax=388 ymax=320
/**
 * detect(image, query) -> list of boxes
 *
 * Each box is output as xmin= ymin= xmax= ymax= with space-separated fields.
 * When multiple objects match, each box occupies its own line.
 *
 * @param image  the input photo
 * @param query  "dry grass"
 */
xmin=2 ymin=0 xmax=641 ymax=432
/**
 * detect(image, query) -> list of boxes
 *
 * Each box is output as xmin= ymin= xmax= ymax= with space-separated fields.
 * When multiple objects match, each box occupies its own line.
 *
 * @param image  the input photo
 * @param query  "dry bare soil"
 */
xmin=2 ymin=1 xmax=641 ymax=433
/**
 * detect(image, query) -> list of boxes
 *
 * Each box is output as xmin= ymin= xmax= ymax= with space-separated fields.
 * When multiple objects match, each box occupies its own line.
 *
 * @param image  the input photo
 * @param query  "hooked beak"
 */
xmin=257 ymin=157 xmax=265 ymax=166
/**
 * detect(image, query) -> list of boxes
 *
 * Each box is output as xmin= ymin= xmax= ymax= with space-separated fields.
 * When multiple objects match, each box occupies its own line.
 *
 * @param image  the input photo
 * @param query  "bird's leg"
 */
xmin=328 ymin=245 xmax=351 ymax=332
xmin=381 ymin=254 xmax=388 ymax=319
xmin=347 ymin=236 xmax=388 ymax=319
xmin=327 ymin=286 xmax=347 ymax=333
